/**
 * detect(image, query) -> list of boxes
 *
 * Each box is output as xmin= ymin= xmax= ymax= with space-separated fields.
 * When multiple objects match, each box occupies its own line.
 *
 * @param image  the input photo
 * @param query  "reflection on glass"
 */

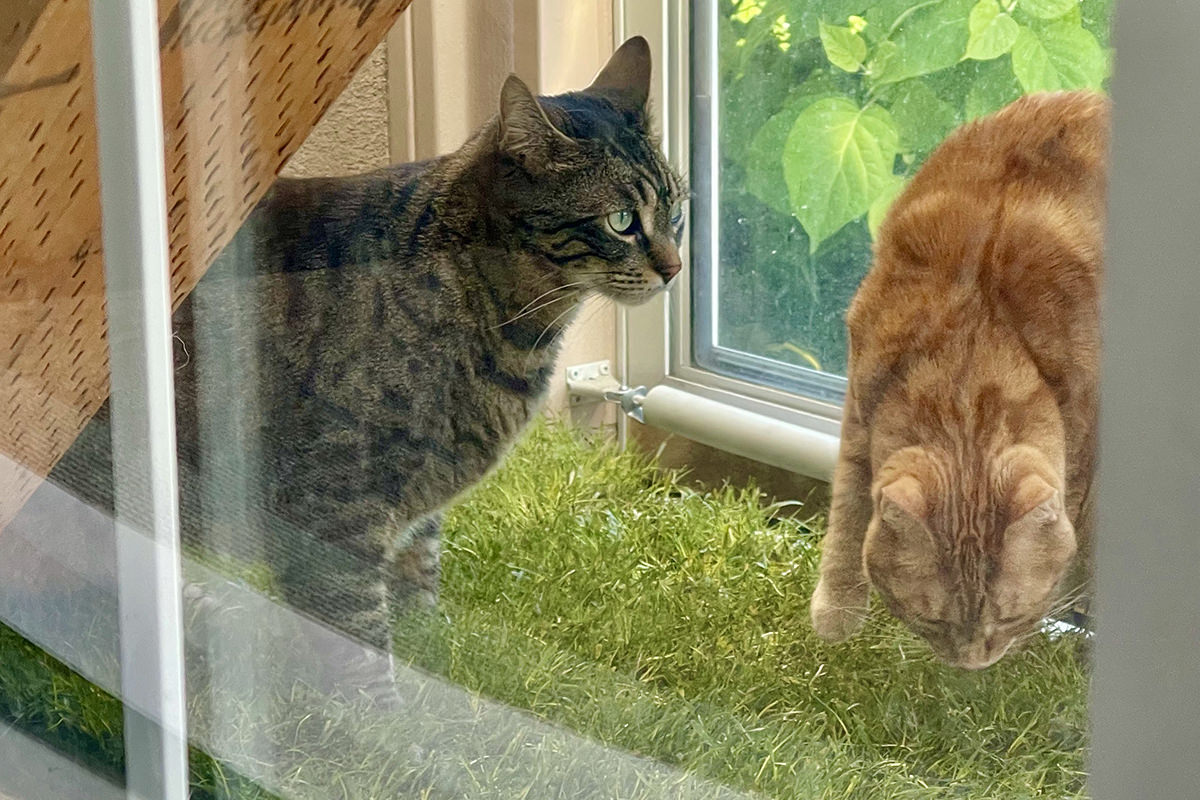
xmin=2 ymin=1 xmax=1109 ymax=798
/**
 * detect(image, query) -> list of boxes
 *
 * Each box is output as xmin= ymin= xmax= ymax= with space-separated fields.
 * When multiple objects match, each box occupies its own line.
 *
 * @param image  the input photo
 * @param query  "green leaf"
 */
xmin=868 ymin=174 xmax=908 ymax=238
xmin=745 ymin=86 xmax=843 ymax=214
xmin=721 ymin=68 xmax=798 ymax=166
xmin=964 ymin=57 xmax=1022 ymax=120
xmin=887 ymin=81 xmax=959 ymax=154
xmin=1020 ymin=0 xmax=1079 ymax=20
xmin=783 ymin=97 xmax=900 ymax=252
xmin=965 ymin=0 xmax=1020 ymax=60
xmin=1011 ymin=21 xmax=1106 ymax=91
xmin=863 ymin=0 xmax=925 ymax=31
xmin=867 ymin=0 xmax=977 ymax=86
xmin=1081 ymin=0 xmax=1114 ymax=47
xmin=745 ymin=111 xmax=803 ymax=214
xmin=820 ymin=21 xmax=868 ymax=72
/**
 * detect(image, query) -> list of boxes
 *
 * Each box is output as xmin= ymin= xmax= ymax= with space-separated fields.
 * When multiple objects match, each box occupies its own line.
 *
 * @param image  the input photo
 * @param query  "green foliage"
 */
xmin=1020 ymin=0 xmax=1079 ymax=19
xmin=965 ymin=0 xmax=1020 ymax=61
xmin=819 ymin=21 xmax=869 ymax=71
xmin=783 ymin=98 xmax=899 ymax=252
xmin=715 ymin=0 xmax=1112 ymax=375
xmin=867 ymin=0 xmax=977 ymax=87
xmin=1011 ymin=20 xmax=1107 ymax=91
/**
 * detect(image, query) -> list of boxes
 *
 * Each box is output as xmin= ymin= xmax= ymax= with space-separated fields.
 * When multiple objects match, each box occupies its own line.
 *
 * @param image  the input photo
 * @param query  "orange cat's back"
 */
xmin=849 ymin=90 xmax=1108 ymax=423
xmin=850 ymin=89 xmax=1107 ymax=584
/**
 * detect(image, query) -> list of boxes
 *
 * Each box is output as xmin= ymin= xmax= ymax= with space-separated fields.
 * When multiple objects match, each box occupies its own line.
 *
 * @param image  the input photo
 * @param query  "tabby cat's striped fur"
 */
xmin=53 ymin=37 xmax=683 ymax=698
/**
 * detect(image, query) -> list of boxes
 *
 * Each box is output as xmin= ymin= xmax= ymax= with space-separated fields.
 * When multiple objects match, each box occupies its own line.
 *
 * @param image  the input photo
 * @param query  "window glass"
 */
xmin=693 ymin=0 xmax=1114 ymax=399
xmin=1 ymin=5 xmax=128 ymax=794
xmin=1 ymin=1 xmax=1114 ymax=797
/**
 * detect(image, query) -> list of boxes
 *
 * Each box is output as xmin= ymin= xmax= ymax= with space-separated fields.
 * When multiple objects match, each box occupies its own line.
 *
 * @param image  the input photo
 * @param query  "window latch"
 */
xmin=565 ymin=360 xmax=646 ymax=423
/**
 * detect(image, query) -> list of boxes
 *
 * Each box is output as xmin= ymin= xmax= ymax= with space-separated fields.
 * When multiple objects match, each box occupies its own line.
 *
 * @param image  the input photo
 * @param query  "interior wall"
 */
xmin=388 ymin=0 xmax=619 ymax=425
xmin=282 ymin=40 xmax=392 ymax=177
xmin=530 ymin=0 xmax=618 ymax=427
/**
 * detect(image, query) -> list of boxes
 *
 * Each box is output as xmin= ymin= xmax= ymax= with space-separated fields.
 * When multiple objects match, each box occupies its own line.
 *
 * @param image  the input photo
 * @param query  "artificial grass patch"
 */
xmin=0 ymin=420 xmax=1089 ymax=798
xmin=421 ymin=421 xmax=1091 ymax=798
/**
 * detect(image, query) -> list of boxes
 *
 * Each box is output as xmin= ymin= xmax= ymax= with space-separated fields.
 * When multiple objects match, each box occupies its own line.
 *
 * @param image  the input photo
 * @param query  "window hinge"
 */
xmin=565 ymin=360 xmax=647 ymax=423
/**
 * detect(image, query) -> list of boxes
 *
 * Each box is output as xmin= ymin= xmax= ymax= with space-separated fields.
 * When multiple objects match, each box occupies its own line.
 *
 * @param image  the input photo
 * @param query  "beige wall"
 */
xmin=282 ymin=41 xmax=392 ymax=178
xmin=529 ymin=0 xmax=617 ymax=427
xmin=283 ymin=2 xmax=619 ymax=423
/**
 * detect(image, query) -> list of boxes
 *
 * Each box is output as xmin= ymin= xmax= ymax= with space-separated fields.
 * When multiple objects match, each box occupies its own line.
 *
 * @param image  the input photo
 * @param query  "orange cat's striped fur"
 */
xmin=810 ymin=91 xmax=1108 ymax=669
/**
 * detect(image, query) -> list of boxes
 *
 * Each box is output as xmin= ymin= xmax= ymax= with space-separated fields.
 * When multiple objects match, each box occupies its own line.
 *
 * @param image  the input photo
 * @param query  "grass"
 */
xmin=0 ymin=421 xmax=1090 ymax=798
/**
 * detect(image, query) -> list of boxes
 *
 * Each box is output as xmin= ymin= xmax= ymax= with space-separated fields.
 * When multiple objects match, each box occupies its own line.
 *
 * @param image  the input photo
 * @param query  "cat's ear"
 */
xmin=879 ymin=475 xmax=927 ymax=526
xmin=586 ymin=35 xmax=651 ymax=108
xmin=873 ymin=446 xmax=936 ymax=526
xmin=499 ymin=74 xmax=572 ymax=171
xmin=864 ymin=449 xmax=941 ymax=588
xmin=996 ymin=445 xmax=1063 ymax=526
xmin=864 ymin=473 xmax=941 ymax=612
xmin=1008 ymin=473 xmax=1058 ymax=522
xmin=992 ymin=451 xmax=1077 ymax=610
xmin=870 ymin=474 xmax=938 ymax=573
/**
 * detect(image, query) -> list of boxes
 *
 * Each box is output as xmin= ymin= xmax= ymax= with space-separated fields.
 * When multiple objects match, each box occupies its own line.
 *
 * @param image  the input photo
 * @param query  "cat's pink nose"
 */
xmin=951 ymin=642 xmax=1007 ymax=670
xmin=657 ymin=260 xmax=681 ymax=282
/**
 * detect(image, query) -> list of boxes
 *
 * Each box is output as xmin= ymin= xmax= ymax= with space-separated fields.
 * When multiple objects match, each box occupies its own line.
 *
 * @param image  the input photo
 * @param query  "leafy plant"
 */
xmin=710 ymin=0 xmax=1112 ymax=375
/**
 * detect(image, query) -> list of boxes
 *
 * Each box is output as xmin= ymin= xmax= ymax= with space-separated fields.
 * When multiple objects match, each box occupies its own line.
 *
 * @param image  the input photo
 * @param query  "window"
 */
xmin=4 ymin=1 xmax=1200 ymax=799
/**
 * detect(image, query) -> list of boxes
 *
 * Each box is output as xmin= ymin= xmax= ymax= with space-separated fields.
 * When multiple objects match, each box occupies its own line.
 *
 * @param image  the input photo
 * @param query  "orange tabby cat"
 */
xmin=810 ymin=91 xmax=1108 ymax=669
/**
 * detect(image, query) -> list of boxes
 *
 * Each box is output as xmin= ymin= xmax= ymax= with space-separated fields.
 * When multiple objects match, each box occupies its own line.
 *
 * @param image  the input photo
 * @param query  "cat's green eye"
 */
xmin=670 ymin=201 xmax=685 ymax=228
xmin=606 ymin=209 xmax=636 ymax=235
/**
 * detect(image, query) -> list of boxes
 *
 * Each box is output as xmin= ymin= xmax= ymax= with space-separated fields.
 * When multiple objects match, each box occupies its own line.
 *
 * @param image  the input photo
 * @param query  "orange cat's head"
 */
xmin=862 ymin=445 xmax=1077 ymax=669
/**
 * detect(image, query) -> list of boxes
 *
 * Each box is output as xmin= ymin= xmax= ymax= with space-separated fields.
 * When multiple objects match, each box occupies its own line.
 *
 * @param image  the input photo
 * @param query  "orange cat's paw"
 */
xmin=810 ymin=580 xmax=868 ymax=642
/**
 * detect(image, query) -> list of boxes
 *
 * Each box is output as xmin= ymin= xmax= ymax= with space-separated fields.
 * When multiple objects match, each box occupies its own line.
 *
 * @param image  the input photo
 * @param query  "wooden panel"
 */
xmin=0 ymin=0 xmax=414 ymax=530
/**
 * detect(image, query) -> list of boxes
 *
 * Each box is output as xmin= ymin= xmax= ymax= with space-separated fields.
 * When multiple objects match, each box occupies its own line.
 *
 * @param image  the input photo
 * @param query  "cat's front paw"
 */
xmin=810 ymin=579 xmax=868 ymax=642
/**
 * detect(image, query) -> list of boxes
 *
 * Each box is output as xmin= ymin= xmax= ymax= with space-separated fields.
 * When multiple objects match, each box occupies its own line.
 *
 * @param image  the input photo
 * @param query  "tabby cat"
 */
xmin=809 ymin=91 xmax=1107 ymax=669
xmin=51 ymin=37 xmax=684 ymax=696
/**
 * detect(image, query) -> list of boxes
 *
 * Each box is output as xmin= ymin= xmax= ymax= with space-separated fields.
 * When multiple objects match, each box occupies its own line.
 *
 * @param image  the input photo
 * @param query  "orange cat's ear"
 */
xmin=1008 ymin=473 xmax=1058 ymax=524
xmin=992 ymin=451 xmax=1077 ymax=612
xmin=865 ymin=473 xmax=940 ymax=598
xmin=879 ymin=475 xmax=928 ymax=525
xmin=997 ymin=445 xmax=1061 ymax=525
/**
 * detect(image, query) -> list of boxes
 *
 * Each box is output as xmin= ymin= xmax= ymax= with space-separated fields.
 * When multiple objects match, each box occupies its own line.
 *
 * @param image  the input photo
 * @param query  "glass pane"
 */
xmin=3 ymin=1 xmax=1119 ymax=798
xmin=19 ymin=3 xmax=801 ymax=798
xmin=692 ymin=0 xmax=1115 ymax=399
xmin=0 ymin=3 xmax=127 ymax=792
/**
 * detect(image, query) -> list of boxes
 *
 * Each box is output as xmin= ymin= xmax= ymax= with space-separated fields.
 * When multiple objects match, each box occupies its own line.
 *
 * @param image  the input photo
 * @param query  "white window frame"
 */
xmin=615 ymin=0 xmax=841 ymax=481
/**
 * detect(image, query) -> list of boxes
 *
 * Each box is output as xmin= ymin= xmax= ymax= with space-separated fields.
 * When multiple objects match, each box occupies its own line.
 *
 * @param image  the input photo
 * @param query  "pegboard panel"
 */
xmin=0 ymin=0 xmax=414 ymax=532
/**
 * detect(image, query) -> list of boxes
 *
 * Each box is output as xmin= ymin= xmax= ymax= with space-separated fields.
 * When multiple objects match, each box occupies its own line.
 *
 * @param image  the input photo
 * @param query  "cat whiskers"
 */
xmin=492 ymin=281 xmax=589 ymax=330
xmin=525 ymin=303 xmax=579 ymax=365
